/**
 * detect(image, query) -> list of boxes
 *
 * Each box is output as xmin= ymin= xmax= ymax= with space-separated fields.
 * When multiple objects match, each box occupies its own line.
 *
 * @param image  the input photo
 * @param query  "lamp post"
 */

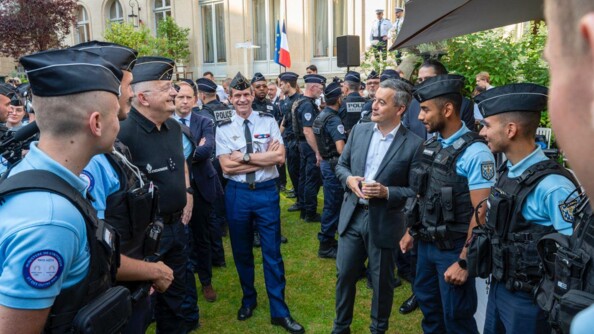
xmin=128 ymin=0 xmax=141 ymax=27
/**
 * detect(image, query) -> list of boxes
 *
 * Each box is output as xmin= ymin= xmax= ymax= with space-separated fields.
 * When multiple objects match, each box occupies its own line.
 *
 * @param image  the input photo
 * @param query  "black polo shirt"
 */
xmin=118 ymin=107 xmax=186 ymax=215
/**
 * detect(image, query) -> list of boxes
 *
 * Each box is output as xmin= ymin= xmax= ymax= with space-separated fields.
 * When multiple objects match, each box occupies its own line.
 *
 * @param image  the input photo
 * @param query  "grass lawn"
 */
xmin=149 ymin=188 xmax=423 ymax=333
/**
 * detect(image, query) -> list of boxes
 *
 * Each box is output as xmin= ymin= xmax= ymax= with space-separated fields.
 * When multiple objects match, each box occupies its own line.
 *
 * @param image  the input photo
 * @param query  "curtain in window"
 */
xmin=253 ymin=0 xmax=266 ymax=60
xmin=202 ymin=5 xmax=214 ymax=63
xmin=332 ymin=0 xmax=347 ymax=56
xmin=313 ymin=0 xmax=328 ymax=57
xmin=215 ymin=3 xmax=226 ymax=62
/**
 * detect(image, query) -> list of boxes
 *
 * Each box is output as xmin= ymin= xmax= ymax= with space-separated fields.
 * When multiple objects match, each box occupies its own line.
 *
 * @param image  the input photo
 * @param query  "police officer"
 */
xmin=279 ymin=72 xmax=303 ymax=211
xmin=72 ymin=41 xmax=175 ymax=333
xmin=400 ymin=74 xmax=496 ymax=334
xmin=0 ymin=83 xmax=16 ymax=175
xmin=312 ymin=82 xmax=345 ymax=259
xmin=474 ymin=83 xmax=579 ymax=333
xmin=359 ymin=71 xmax=379 ymax=121
xmin=294 ymin=74 xmax=326 ymax=222
xmin=369 ymin=9 xmax=393 ymax=61
xmin=118 ymin=57 xmax=198 ymax=333
xmin=360 ymin=69 xmax=400 ymax=124
xmin=197 ymin=77 xmax=234 ymax=126
xmin=0 ymin=49 xmax=123 ymax=332
xmin=339 ymin=71 xmax=367 ymax=135
xmin=216 ymin=72 xmax=304 ymax=333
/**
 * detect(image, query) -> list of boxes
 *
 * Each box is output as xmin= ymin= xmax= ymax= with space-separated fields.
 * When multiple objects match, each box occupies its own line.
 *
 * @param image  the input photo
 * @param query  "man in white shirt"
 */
xmin=369 ymin=9 xmax=392 ymax=61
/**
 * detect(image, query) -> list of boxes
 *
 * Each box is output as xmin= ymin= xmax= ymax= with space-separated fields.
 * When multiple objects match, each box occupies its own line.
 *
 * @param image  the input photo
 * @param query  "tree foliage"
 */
xmin=103 ymin=22 xmax=156 ymax=56
xmin=0 ymin=0 xmax=77 ymax=59
xmin=155 ymin=17 xmax=190 ymax=65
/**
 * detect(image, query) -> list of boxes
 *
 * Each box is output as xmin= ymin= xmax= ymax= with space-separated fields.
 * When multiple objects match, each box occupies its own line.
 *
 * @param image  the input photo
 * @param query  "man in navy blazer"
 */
xmin=174 ymin=81 xmax=223 ymax=304
xmin=332 ymin=78 xmax=423 ymax=334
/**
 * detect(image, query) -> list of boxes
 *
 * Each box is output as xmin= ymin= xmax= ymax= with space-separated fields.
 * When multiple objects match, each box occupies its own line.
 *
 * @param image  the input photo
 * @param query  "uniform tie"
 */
xmin=180 ymin=118 xmax=187 ymax=126
xmin=395 ymin=19 xmax=400 ymax=35
xmin=377 ymin=19 xmax=382 ymax=39
xmin=243 ymin=119 xmax=255 ymax=187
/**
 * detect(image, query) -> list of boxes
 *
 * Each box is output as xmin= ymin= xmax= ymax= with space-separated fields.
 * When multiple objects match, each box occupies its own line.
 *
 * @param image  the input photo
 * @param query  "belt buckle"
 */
xmin=249 ymin=183 xmax=256 ymax=190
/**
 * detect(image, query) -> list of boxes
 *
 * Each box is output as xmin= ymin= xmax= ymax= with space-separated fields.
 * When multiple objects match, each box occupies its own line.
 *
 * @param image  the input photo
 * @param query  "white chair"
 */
xmin=536 ymin=127 xmax=552 ymax=149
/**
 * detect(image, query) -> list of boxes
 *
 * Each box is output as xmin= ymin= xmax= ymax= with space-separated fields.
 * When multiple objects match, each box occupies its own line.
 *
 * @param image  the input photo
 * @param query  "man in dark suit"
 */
xmin=174 ymin=81 xmax=223 ymax=304
xmin=332 ymin=78 xmax=423 ymax=334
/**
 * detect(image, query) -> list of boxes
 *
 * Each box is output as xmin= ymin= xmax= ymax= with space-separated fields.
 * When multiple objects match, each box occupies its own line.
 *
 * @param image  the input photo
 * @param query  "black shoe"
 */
xmin=271 ymin=316 xmax=305 ymax=333
xmin=393 ymin=276 xmax=402 ymax=289
xmin=253 ymin=232 xmax=261 ymax=248
xmin=304 ymin=213 xmax=321 ymax=223
xmin=281 ymin=235 xmax=288 ymax=243
xmin=318 ymin=241 xmax=337 ymax=259
xmin=237 ymin=303 xmax=257 ymax=321
xmin=212 ymin=261 xmax=227 ymax=268
xmin=399 ymin=294 xmax=418 ymax=315
xmin=287 ymin=204 xmax=302 ymax=212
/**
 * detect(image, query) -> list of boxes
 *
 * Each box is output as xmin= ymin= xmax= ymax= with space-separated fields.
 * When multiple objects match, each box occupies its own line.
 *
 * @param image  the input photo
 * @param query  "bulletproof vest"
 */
xmin=201 ymin=101 xmax=234 ymax=127
xmin=105 ymin=139 xmax=159 ymax=260
xmin=291 ymin=97 xmax=316 ymax=140
xmin=537 ymin=192 xmax=594 ymax=334
xmin=0 ymin=124 xmax=7 ymax=140
xmin=359 ymin=100 xmax=373 ymax=124
xmin=312 ymin=108 xmax=340 ymax=159
xmin=342 ymin=94 xmax=367 ymax=133
xmin=0 ymin=170 xmax=119 ymax=333
xmin=488 ymin=159 xmax=579 ymax=293
xmin=252 ymin=98 xmax=278 ymax=121
xmin=416 ymin=132 xmax=485 ymax=246
xmin=281 ymin=93 xmax=302 ymax=140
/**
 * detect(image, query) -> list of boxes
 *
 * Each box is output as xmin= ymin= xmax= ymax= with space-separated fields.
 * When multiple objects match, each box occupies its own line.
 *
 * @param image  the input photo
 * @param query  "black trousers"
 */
xmin=190 ymin=192 xmax=213 ymax=286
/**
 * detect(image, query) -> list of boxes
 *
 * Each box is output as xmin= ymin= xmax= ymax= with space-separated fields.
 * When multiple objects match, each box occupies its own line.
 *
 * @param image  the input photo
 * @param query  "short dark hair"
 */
xmin=326 ymin=96 xmax=340 ymax=106
xmin=420 ymin=59 xmax=448 ymax=75
xmin=282 ymin=79 xmax=298 ymax=89
xmin=499 ymin=111 xmax=541 ymax=139
xmin=433 ymin=93 xmax=462 ymax=115
xmin=203 ymin=71 xmax=214 ymax=77
xmin=306 ymin=65 xmax=318 ymax=72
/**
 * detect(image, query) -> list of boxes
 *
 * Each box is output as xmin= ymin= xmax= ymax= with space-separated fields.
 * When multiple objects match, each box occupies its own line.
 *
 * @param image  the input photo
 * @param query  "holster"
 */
xmin=71 ymin=286 xmax=132 ymax=334
xmin=467 ymin=224 xmax=492 ymax=278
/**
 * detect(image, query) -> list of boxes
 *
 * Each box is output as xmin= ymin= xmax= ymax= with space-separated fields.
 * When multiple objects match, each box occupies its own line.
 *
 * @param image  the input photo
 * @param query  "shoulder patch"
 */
xmin=23 ymin=250 xmax=64 ymax=289
xmin=80 ymin=170 xmax=95 ymax=192
xmin=304 ymin=113 xmax=312 ymax=121
xmin=559 ymin=199 xmax=577 ymax=223
xmin=481 ymin=161 xmax=495 ymax=181
xmin=337 ymin=124 xmax=345 ymax=134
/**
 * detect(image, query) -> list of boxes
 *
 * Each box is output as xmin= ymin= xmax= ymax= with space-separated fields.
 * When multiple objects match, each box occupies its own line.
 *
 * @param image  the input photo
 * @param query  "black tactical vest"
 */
xmin=291 ymin=97 xmax=317 ymax=140
xmin=313 ymin=108 xmax=340 ymax=159
xmin=359 ymin=99 xmax=373 ymax=124
xmin=341 ymin=93 xmax=367 ymax=134
xmin=105 ymin=140 xmax=158 ymax=260
xmin=416 ymin=132 xmax=486 ymax=247
xmin=201 ymin=101 xmax=234 ymax=128
xmin=0 ymin=170 xmax=118 ymax=333
xmin=488 ymin=159 xmax=579 ymax=292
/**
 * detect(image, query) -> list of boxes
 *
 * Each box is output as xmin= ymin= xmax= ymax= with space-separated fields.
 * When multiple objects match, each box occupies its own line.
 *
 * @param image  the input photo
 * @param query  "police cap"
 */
xmin=20 ymin=49 xmax=123 ymax=97
xmin=344 ymin=71 xmax=360 ymax=84
xmin=279 ymin=72 xmax=299 ymax=82
xmin=324 ymin=82 xmax=342 ymax=100
xmin=0 ymin=83 xmax=16 ymax=99
xmin=475 ymin=83 xmax=548 ymax=118
xmin=367 ymin=70 xmax=379 ymax=80
xmin=395 ymin=7 xmax=404 ymax=12
xmin=413 ymin=74 xmax=464 ymax=103
xmin=380 ymin=69 xmax=400 ymax=82
xmin=251 ymin=72 xmax=266 ymax=84
xmin=196 ymin=78 xmax=217 ymax=93
xmin=230 ymin=72 xmax=251 ymax=91
xmin=131 ymin=56 xmax=175 ymax=84
xmin=376 ymin=9 xmax=384 ymax=13
xmin=303 ymin=74 xmax=326 ymax=85
xmin=70 ymin=41 xmax=137 ymax=71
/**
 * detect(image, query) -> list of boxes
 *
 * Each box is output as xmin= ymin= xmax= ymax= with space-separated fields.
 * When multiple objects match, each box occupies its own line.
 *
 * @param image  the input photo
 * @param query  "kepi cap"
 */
xmin=196 ymin=78 xmax=217 ymax=93
xmin=70 ymin=41 xmax=137 ymax=71
xmin=303 ymin=74 xmax=326 ymax=85
xmin=229 ymin=72 xmax=251 ymax=91
xmin=413 ymin=74 xmax=464 ymax=103
xmin=0 ymin=83 xmax=16 ymax=98
xmin=20 ymin=49 xmax=123 ymax=97
xmin=131 ymin=56 xmax=175 ymax=84
xmin=475 ymin=83 xmax=548 ymax=118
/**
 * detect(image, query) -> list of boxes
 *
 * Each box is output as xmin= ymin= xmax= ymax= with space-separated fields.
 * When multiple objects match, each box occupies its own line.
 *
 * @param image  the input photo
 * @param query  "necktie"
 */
xmin=395 ymin=19 xmax=400 ymax=35
xmin=180 ymin=118 xmax=187 ymax=125
xmin=243 ymin=119 xmax=255 ymax=187
xmin=377 ymin=19 xmax=382 ymax=38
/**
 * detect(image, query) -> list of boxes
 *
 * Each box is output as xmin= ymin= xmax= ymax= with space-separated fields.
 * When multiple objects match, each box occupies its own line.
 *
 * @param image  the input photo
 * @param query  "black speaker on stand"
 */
xmin=336 ymin=35 xmax=360 ymax=71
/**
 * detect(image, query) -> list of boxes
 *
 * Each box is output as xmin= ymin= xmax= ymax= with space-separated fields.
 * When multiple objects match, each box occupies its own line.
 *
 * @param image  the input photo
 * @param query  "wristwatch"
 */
xmin=457 ymin=258 xmax=467 ymax=270
xmin=243 ymin=153 xmax=251 ymax=163
xmin=186 ymin=187 xmax=195 ymax=195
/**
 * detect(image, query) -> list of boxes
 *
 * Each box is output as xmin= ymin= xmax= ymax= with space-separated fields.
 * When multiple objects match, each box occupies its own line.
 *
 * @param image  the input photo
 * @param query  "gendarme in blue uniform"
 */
xmin=295 ymin=96 xmax=321 ymax=218
xmin=0 ymin=142 xmax=89 ymax=309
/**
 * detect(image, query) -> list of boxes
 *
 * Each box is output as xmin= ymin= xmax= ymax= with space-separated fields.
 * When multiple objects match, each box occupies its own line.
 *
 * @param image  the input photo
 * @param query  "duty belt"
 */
xmin=159 ymin=211 xmax=182 ymax=225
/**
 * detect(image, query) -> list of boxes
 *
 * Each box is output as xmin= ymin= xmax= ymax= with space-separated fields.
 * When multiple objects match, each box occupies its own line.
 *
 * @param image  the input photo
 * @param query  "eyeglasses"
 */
xmin=143 ymin=82 xmax=176 ymax=94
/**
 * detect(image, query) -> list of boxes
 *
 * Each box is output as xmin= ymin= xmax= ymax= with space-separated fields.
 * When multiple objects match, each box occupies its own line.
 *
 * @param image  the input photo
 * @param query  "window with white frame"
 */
xmin=252 ymin=0 xmax=280 ymax=61
xmin=108 ymin=1 xmax=124 ymax=24
xmin=154 ymin=0 xmax=172 ymax=30
xmin=313 ymin=0 xmax=347 ymax=58
xmin=201 ymin=2 xmax=226 ymax=63
xmin=75 ymin=6 xmax=91 ymax=44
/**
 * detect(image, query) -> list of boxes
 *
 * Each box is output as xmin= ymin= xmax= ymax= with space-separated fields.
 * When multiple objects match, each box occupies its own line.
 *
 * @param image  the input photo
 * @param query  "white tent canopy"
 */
xmin=389 ymin=0 xmax=545 ymax=50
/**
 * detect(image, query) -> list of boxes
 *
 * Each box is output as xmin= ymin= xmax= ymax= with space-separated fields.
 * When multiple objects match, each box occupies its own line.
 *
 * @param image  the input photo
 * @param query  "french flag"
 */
xmin=279 ymin=20 xmax=291 ymax=68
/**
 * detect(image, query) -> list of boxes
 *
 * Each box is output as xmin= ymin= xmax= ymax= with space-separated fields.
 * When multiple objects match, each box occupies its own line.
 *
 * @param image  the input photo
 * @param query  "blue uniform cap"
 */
xmin=303 ymin=74 xmax=326 ymax=85
xmin=20 ymin=49 xmax=123 ymax=97
xmin=344 ymin=71 xmax=361 ymax=84
xmin=279 ymin=72 xmax=299 ymax=82
xmin=230 ymin=72 xmax=251 ymax=91
xmin=0 ymin=83 xmax=16 ymax=98
xmin=380 ymin=69 xmax=400 ymax=82
xmin=475 ymin=83 xmax=548 ymax=118
xmin=196 ymin=78 xmax=217 ymax=93
xmin=367 ymin=70 xmax=379 ymax=80
xmin=70 ymin=41 xmax=137 ymax=71
xmin=324 ymin=82 xmax=342 ymax=100
xmin=413 ymin=74 xmax=465 ymax=103
xmin=251 ymin=72 xmax=266 ymax=84
xmin=131 ymin=56 xmax=175 ymax=84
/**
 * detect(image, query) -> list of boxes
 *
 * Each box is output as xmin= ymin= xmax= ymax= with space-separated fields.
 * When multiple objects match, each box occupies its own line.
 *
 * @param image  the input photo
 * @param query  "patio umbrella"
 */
xmin=389 ymin=0 xmax=545 ymax=50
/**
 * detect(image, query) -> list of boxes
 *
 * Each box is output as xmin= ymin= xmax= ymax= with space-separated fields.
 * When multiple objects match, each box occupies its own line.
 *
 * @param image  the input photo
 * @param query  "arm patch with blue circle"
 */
xmin=23 ymin=250 xmax=64 ymax=289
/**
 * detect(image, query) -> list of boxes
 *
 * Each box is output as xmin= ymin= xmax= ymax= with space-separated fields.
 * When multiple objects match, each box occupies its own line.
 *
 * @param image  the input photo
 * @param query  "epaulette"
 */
xmin=258 ymin=111 xmax=274 ymax=118
xmin=217 ymin=119 xmax=232 ymax=127
xmin=423 ymin=136 xmax=437 ymax=146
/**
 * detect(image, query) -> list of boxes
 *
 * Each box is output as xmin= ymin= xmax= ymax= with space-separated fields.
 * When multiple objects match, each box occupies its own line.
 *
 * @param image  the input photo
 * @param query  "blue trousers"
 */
xmin=298 ymin=140 xmax=321 ymax=215
xmin=225 ymin=179 xmax=290 ymax=318
xmin=285 ymin=139 xmax=302 ymax=206
xmin=415 ymin=239 xmax=478 ymax=334
xmin=319 ymin=160 xmax=342 ymax=242
xmin=483 ymin=281 xmax=550 ymax=334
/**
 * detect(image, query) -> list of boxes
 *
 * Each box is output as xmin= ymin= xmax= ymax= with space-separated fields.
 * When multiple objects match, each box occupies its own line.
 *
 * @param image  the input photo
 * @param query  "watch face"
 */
xmin=243 ymin=153 xmax=250 ymax=162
